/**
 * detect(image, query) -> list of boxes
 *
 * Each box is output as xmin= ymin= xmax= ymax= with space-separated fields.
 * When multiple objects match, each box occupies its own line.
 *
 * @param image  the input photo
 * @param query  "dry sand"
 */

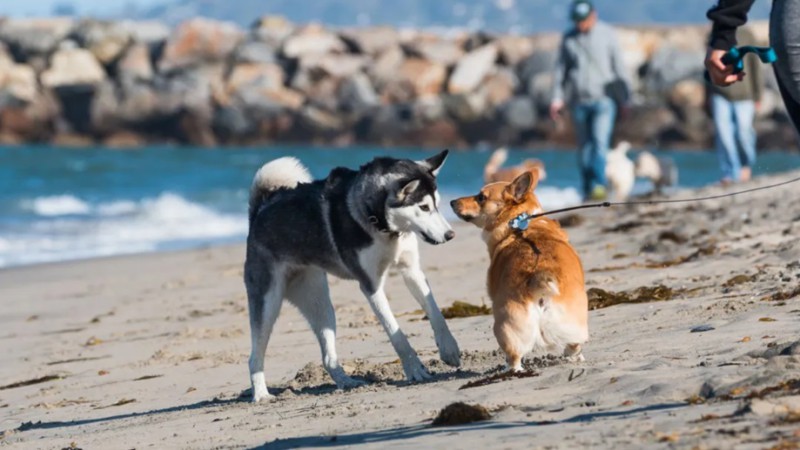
xmin=1 ymin=171 xmax=799 ymax=449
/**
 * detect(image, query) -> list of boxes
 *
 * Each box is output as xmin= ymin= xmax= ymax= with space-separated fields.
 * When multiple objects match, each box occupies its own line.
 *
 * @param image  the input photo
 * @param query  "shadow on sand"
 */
xmin=255 ymin=402 xmax=688 ymax=449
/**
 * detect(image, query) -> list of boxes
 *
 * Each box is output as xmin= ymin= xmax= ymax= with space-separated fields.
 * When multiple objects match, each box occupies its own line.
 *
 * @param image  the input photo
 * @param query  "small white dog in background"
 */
xmin=635 ymin=151 xmax=679 ymax=194
xmin=605 ymin=141 xmax=635 ymax=201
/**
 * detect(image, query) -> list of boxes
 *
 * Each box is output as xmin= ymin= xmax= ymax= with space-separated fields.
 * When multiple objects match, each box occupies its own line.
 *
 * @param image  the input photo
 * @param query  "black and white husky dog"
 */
xmin=244 ymin=150 xmax=460 ymax=402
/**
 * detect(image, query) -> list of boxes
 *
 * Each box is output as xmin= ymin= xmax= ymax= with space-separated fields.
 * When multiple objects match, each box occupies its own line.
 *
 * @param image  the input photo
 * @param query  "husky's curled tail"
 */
xmin=249 ymin=157 xmax=312 ymax=222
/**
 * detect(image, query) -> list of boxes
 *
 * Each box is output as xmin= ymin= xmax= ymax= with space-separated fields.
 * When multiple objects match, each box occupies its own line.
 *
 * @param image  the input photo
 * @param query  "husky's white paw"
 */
xmin=334 ymin=375 xmax=366 ymax=390
xmin=437 ymin=333 xmax=461 ymax=367
xmin=251 ymin=373 xmax=273 ymax=403
xmin=402 ymin=357 xmax=432 ymax=382
xmin=252 ymin=389 xmax=274 ymax=403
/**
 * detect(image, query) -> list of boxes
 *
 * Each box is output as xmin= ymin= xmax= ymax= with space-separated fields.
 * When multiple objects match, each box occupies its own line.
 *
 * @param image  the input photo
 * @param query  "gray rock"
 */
xmin=0 ymin=61 xmax=38 ymax=103
xmin=118 ymin=44 xmax=154 ymax=83
xmin=251 ymin=16 xmax=294 ymax=48
xmin=339 ymin=27 xmax=400 ymax=56
xmin=118 ymin=20 xmax=171 ymax=45
xmin=518 ymin=50 xmax=557 ymax=84
xmin=368 ymin=46 xmax=405 ymax=91
xmin=407 ymin=39 xmax=464 ymax=67
xmin=448 ymin=44 xmax=498 ymax=94
xmin=71 ymin=19 xmax=132 ymax=65
xmin=496 ymin=35 xmax=536 ymax=67
xmin=0 ymin=18 xmax=75 ymax=59
xmin=282 ymin=24 xmax=346 ymax=59
xmin=445 ymin=92 xmax=489 ymax=122
xmin=41 ymin=46 xmax=107 ymax=88
xmin=642 ymin=45 xmax=705 ymax=94
xmin=300 ymin=53 xmax=367 ymax=79
xmin=499 ymin=96 xmax=537 ymax=130
xmin=338 ymin=72 xmax=378 ymax=115
xmin=234 ymin=40 xmax=277 ymax=65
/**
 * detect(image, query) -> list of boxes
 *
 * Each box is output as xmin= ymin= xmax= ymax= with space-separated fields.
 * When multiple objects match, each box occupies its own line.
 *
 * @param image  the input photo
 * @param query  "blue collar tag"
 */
xmin=509 ymin=212 xmax=531 ymax=231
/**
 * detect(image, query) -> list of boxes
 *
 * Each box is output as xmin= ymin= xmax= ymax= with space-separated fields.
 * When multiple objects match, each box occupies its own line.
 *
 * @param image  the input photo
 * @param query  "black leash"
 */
xmin=511 ymin=174 xmax=800 ymax=227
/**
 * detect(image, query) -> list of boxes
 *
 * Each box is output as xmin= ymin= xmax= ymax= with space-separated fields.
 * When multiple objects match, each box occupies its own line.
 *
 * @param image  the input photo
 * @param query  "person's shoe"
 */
xmin=588 ymin=185 xmax=607 ymax=201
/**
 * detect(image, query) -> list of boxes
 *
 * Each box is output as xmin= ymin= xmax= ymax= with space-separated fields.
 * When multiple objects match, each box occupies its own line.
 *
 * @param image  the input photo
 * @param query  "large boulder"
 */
xmin=0 ymin=18 xmax=75 ymax=59
xmin=407 ymin=39 xmax=464 ymax=67
xmin=40 ymin=43 xmax=107 ymax=88
xmin=445 ymin=91 xmax=489 ymax=122
xmin=0 ymin=46 xmax=38 ymax=103
xmin=233 ymin=39 xmax=277 ymax=65
xmin=339 ymin=26 xmax=400 ymax=56
xmin=226 ymin=63 xmax=305 ymax=115
xmin=482 ymin=67 xmax=518 ymax=108
xmin=158 ymin=18 xmax=244 ymax=73
xmin=0 ymin=63 xmax=38 ymax=103
xmin=399 ymin=58 xmax=447 ymax=97
xmin=118 ymin=43 xmax=154 ymax=83
xmin=518 ymin=50 xmax=557 ymax=84
xmin=499 ymin=96 xmax=538 ymax=130
xmin=118 ymin=20 xmax=171 ymax=45
xmin=251 ymin=16 xmax=295 ymax=48
xmin=282 ymin=24 xmax=346 ymax=59
xmin=641 ymin=45 xmax=705 ymax=95
xmin=448 ymin=44 xmax=498 ymax=94
xmin=338 ymin=72 xmax=378 ymax=115
xmin=299 ymin=53 xmax=367 ymax=79
xmin=368 ymin=46 xmax=405 ymax=90
xmin=496 ymin=35 xmax=536 ymax=67
xmin=0 ymin=93 xmax=58 ymax=141
xmin=71 ymin=20 xmax=132 ymax=65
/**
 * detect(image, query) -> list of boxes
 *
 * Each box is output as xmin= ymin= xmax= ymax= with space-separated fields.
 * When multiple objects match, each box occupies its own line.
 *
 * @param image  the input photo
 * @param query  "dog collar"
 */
xmin=509 ymin=212 xmax=532 ymax=231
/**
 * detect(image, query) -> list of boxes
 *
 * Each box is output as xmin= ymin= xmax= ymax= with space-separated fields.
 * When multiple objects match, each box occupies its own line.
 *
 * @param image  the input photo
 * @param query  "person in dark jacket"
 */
xmin=706 ymin=0 xmax=800 ymax=137
xmin=707 ymin=26 xmax=764 ymax=184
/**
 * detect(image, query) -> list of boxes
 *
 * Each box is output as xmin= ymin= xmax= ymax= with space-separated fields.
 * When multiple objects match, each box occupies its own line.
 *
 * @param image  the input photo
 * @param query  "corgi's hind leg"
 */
xmin=564 ymin=343 xmax=585 ymax=362
xmin=493 ymin=303 xmax=537 ymax=372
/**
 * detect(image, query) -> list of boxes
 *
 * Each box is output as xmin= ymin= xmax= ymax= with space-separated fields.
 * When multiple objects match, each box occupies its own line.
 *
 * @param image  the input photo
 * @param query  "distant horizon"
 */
xmin=1 ymin=0 xmax=772 ymax=33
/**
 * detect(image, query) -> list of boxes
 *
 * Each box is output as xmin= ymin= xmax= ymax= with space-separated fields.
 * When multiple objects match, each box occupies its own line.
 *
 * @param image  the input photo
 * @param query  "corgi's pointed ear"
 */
xmin=505 ymin=171 xmax=534 ymax=203
xmin=417 ymin=149 xmax=449 ymax=176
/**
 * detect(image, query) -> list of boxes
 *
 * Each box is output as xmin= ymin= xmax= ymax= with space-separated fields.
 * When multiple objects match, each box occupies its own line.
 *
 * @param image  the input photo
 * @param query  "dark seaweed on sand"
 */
xmin=588 ymin=285 xmax=676 ymax=310
xmin=440 ymin=301 xmax=492 ymax=319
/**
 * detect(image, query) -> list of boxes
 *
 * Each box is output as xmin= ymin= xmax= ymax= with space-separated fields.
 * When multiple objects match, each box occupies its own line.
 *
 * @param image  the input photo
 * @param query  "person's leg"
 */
xmin=775 ymin=74 xmax=800 ymax=140
xmin=711 ymin=94 xmax=740 ymax=182
xmin=571 ymin=103 xmax=593 ymax=198
xmin=770 ymin=0 xmax=800 ymax=137
xmin=731 ymin=100 xmax=757 ymax=181
xmin=588 ymin=97 xmax=616 ymax=197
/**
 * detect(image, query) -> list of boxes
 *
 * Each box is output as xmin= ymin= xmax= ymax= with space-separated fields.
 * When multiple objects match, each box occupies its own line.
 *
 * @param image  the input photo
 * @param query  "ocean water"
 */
xmin=1 ymin=144 xmax=799 ymax=269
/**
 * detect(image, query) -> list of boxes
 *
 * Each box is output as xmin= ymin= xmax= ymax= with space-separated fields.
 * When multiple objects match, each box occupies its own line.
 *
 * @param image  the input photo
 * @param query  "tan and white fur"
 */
xmin=450 ymin=171 xmax=588 ymax=371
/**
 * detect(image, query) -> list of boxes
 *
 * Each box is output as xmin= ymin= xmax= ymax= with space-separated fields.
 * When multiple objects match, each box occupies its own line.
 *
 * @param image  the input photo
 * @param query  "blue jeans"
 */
xmin=711 ymin=94 xmax=757 ymax=182
xmin=571 ymin=97 xmax=616 ymax=198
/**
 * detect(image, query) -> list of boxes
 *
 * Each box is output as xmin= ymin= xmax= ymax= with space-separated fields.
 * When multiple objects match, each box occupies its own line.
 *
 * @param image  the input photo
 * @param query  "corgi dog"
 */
xmin=450 ymin=170 xmax=588 ymax=371
xmin=484 ymin=147 xmax=547 ymax=184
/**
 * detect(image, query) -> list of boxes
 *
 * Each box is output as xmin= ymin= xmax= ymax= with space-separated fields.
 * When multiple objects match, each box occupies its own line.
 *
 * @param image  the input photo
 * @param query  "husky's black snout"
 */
xmin=445 ymin=230 xmax=455 ymax=241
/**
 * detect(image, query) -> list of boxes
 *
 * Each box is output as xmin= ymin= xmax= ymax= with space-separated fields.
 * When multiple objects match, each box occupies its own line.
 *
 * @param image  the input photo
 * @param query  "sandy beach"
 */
xmin=1 ymin=171 xmax=799 ymax=450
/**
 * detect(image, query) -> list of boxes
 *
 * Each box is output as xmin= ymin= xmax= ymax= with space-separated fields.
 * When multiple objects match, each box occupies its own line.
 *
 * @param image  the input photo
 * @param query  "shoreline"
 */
xmin=1 ymin=169 xmax=799 ymax=448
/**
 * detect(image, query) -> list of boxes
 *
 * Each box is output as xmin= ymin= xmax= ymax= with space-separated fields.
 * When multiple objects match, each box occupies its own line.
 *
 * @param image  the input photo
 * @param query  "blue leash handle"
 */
xmin=704 ymin=45 xmax=777 ymax=82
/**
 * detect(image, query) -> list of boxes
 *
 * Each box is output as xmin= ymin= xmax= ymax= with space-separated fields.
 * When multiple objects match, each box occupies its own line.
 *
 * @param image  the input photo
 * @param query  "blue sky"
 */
xmin=1 ymin=0 xmax=163 ymax=16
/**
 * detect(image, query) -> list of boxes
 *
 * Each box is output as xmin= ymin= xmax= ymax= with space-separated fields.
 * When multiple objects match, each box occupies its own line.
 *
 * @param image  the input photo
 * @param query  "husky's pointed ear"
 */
xmin=504 ymin=171 xmax=534 ymax=203
xmin=396 ymin=179 xmax=420 ymax=203
xmin=417 ymin=149 xmax=449 ymax=176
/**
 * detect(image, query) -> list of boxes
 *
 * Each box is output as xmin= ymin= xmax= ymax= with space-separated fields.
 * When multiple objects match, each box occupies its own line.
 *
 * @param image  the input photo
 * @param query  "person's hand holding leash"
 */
xmin=705 ymin=47 xmax=746 ymax=86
